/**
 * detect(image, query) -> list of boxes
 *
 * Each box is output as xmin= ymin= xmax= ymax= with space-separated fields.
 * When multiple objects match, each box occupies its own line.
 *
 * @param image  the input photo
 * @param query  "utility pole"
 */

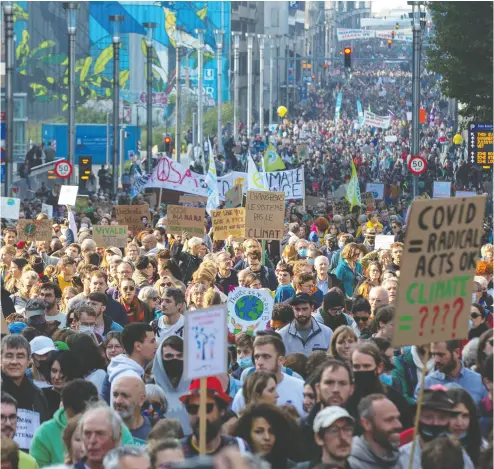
xmin=245 ymin=33 xmax=254 ymax=139
xmin=258 ymin=34 xmax=265 ymax=135
xmin=269 ymin=35 xmax=274 ymax=126
xmin=214 ymin=29 xmax=224 ymax=154
xmin=195 ymin=29 xmax=205 ymax=170
xmin=232 ymin=32 xmax=241 ymax=140
xmin=276 ymin=35 xmax=281 ymax=112
xmin=143 ymin=22 xmax=156 ymax=172
xmin=174 ymin=25 xmax=184 ymax=162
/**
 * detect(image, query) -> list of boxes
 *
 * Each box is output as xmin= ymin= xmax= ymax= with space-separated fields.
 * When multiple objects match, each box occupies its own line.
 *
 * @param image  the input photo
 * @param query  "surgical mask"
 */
xmin=81 ymin=223 xmax=89 ymax=229
xmin=418 ymin=422 xmax=450 ymax=442
xmin=238 ymin=357 xmax=253 ymax=369
xmin=338 ymin=242 xmax=345 ymax=249
xmin=79 ymin=325 xmax=95 ymax=335
xmin=298 ymin=248 xmax=308 ymax=258
xmin=380 ymin=374 xmax=393 ymax=386
xmin=307 ymin=257 xmax=315 ymax=265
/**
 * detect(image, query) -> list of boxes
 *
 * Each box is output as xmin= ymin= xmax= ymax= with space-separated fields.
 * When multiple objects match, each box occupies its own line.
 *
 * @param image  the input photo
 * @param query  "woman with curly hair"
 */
xmin=233 ymin=404 xmax=302 ymax=469
xmin=313 ymin=217 xmax=330 ymax=245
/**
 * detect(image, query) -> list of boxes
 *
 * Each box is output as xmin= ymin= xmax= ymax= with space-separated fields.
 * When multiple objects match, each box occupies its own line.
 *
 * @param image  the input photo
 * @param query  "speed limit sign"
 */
xmin=54 ymin=159 xmax=73 ymax=179
xmin=408 ymin=155 xmax=427 ymax=175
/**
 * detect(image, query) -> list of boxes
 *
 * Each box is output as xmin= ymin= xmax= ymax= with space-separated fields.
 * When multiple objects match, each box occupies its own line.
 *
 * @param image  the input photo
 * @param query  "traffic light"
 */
xmin=395 ymin=22 xmax=399 ymax=29
xmin=79 ymin=155 xmax=92 ymax=189
xmin=163 ymin=135 xmax=172 ymax=154
xmin=391 ymin=30 xmax=395 ymax=38
xmin=388 ymin=39 xmax=392 ymax=49
xmin=323 ymin=63 xmax=328 ymax=69
xmin=344 ymin=47 xmax=352 ymax=68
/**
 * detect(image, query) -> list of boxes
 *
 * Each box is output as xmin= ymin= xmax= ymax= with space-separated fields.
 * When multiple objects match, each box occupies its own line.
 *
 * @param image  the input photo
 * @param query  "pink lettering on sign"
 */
xmin=155 ymin=158 xmax=198 ymax=188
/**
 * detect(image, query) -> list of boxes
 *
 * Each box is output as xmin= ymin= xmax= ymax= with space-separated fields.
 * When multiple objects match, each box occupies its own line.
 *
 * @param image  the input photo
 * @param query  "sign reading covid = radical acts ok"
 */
xmin=392 ymin=196 xmax=486 ymax=348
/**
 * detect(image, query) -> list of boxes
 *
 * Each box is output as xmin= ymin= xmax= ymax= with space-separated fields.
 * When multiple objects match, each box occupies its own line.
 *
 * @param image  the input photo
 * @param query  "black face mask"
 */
xmin=418 ymin=422 xmax=450 ymax=442
xmin=353 ymin=370 xmax=381 ymax=394
xmin=163 ymin=358 xmax=183 ymax=378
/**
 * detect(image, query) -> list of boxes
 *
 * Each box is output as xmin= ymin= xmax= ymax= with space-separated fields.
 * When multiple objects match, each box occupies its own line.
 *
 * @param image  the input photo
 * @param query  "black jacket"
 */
xmin=216 ymin=270 xmax=239 ymax=294
xmin=172 ymin=243 xmax=202 ymax=285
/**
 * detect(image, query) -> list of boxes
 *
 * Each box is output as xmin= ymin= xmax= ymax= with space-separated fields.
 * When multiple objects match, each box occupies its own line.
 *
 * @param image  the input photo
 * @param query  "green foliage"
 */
xmin=184 ymin=102 xmax=234 ymax=136
xmin=426 ymin=2 xmax=493 ymax=122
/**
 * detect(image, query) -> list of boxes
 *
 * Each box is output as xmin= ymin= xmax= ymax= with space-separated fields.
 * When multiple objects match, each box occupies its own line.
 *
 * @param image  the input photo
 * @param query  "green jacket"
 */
xmin=391 ymin=348 xmax=417 ymax=405
xmin=30 ymin=407 xmax=135 ymax=467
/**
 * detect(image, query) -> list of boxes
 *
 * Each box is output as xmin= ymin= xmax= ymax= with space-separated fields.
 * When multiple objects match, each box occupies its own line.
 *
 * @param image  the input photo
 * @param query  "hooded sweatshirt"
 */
xmin=348 ymin=435 xmax=402 ymax=469
xmin=152 ymin=341 xmax=191 ymax=435
xmin=30 ymin=407 xmax=135 ymax=468
xmin=106 ymin=354 xmax=145 ymax=406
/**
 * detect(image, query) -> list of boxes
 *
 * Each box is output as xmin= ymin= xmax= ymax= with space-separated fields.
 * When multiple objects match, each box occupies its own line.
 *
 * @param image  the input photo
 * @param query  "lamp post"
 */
xmin=2 ymin=2 xmax=14 ymax=196
xmin=214 ymin=29 xmax=224 ymax=154
xmin=268 ymin=35 xmax=274 ymax=126
xmin=143 ymin=22 xmax=156 ymax=172
xmin=232 ymin=32 xmax=241 ymax=140
xmin=258 ymin=34 xmax=265 ymax=135
xmin=195 ymin=29 xmax=205 ymax=170
xmin=245 ymin=33 xmax=254 ymax=139
xmin=109 ymin=15 xmax=124 ymax=196
xmin=174 ymin=25 xmax=184 ymax=162
xmin=275 ymin=35 xmax=281 ymax=110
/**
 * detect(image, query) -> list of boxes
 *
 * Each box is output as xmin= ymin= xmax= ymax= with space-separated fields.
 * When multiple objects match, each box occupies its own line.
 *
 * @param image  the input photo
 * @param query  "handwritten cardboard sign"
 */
xmin=167 ymin=205 xmax=205 ymax=236
xmin=225 ymin=184 xmax=243 ymax=209
xmin=115 ymin=204 xmax=150 ymax=234
xmin=211 ymin=208 xmax=245 ymax=241
xmin=392 ymin=196 xmax=486 ymax=347
xmin=245 ymin=191 xmax=285 ymax=240
xmin=17 ymin=219 xmax=52 ymax=242
xmin=179 ymin=195 xmax=208 ymax=205
xmin=93 ymin=225 xmax=128 ymax=247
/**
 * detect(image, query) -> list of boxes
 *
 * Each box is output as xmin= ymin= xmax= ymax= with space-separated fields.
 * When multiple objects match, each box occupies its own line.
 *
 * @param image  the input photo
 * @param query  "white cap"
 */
xmin=30 ymin=336 xmax=57 ymax=356
xmin=313 ymin=406 xmax=354 ymax=433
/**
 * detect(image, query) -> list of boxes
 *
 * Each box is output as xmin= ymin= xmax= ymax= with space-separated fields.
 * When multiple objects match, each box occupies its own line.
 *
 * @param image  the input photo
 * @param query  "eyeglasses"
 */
xmin=1 ymin=414 xmax=17 ymax=423
xmin=325 ymin=425 xmax=354 ymax=437
xmin=106 ymin=344 xmax=123 ymax=351
xmin=471 ymin=313 xmax=482 ymax=319
xmin=122 ymin=286 xmax=135 ymax=292
xmin=186 ymin=403 xmax=215 ymax=415
xmin=354 ymin=316 xmax=369 ymax=322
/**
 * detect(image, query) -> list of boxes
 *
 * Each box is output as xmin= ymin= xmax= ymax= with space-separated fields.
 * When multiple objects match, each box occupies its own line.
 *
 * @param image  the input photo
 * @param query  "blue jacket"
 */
xmin=334 ymin=259 xmax=362 ymax=298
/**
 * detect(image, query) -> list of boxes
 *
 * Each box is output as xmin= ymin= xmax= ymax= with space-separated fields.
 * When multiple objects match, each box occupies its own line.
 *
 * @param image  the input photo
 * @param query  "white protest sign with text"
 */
xmin=0 ymin=197 xmax=21 ymax=219
xmin=58 ymin=185 xmax=79 ymax=205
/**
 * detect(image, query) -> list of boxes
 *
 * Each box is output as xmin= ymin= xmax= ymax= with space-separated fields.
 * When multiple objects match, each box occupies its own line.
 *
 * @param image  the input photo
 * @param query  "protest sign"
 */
xmin=166 ymin=205 xmax=205 ymax=236
xmin=245 ymin=191 xmax=285 ymax=240
xmin=115 ymin=204 xmax=150 ymax=234
xmin=361 ymin=192 xmax=375 ymax=211
xmin=179 ymin=195 xmax=207 ymax=205
xmin=0 ymin=197 xmax=20 ymax=219
xmin=41 ymin=203 xmax=53 ymax=219
xmin=227 ymin=288 xmax=274 ymax=334
xmin=14 ymin=409 xmax=40 ymax=451
xmin=432 ymin=181 xmax=451 ymax=199
xmin=225 ymin=184 xmax=243 ymax=208
xmin=366 ymin=183 xmax=384 ymax=200
xmin=58 ymin=185 xmax=79 ymax=206
xmin=455 ymin=191 xmax=476 ymax=198
xmin=17 ymin=219 xmax=52 ymax=242
xmin=93 ymin=225 xmax=128 ymax=247
xmin=384 ymin=135 xmax=398 ymax=142
xmin=184 ymin=305 xmax=227 ymax=380
xmin=362 ymin=110 xmax=391 ymax=129
xmin=375 ymin=235 xmax=395 ymax=250
xmin=211 ymin=208 xmax=245 ymax=240
xmin=392 ymin=196 xmax=486 ymax=347
xmin=75 ymin=195 xmax=89 ymax=213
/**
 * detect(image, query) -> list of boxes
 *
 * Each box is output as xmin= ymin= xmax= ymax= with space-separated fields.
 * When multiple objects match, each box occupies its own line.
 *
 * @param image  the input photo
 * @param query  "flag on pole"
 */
xmin=247 ymin=152 xmax=268 ymax=191
xmin=334 ymin=91 xmax=343 ymax=125
xmin=205 ymin=139 xmax=219 ymax=214
xmin=356 ymin=100 xmax=364 ymax=125
xmin=263 ymin=144 xmax=285 ymax=171
xmin=345 ymin=161 xmax=361 ymax=210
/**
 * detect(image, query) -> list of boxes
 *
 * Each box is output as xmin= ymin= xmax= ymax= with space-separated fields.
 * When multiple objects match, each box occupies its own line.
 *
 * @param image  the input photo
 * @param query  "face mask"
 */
xmin=380 ymin=374 xmax=393 ymax=386
xmin=338 ymin=242 xmax=345 ymax=249
xmin=298 ymin=248 xmax=308 ymax=258
xmin=238 ymin=357 xmax=253 ymax=369
xmin=418 ymin=422 xmax=450 ymax=442
xmin=37 ymin=360 xmax=52 ymax=378
xmin=307 ymin=257 xmax=315 ymax=265
xmin=163 ymin=358 xmax=184 ymax=378
xmin=353 ymin=370 xmax=379 ymax=388
xmin=81 ymin=223 xmax=89 ymax=229
xmin=79 ymin=325 xmax=95 ymax=335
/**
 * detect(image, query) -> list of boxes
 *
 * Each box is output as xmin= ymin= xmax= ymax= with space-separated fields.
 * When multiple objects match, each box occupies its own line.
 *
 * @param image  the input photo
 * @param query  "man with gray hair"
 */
xmin=103 ymin=446 xmax=150 ymax=469
xmin=75 ymin=404 xmax=123 ymax=469
xmin=172 ymin=235 xmax=203 ymax=285
xmin=368 ymin=286 xmax=389 ymax=315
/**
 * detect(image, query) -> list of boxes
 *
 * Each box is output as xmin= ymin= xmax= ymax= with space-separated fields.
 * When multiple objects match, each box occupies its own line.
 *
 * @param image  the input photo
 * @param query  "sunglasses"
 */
xmin=186 ymin=403 xmax=215 ymax=415
xmin=354 ymin=316 xmax=369 ymax=322
xmin=122 ymin=286 xmax=135 ymax=291
xmin=142 ymin=401 xmax=163 ymax=414
xmin=471 ymin=313 xmax=482 ymax=319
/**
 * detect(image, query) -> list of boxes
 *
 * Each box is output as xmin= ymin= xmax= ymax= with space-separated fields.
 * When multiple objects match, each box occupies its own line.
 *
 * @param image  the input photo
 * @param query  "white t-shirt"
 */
xmin=46 ymin=312 xmax=67 ymax=328
xmin=232 ymin=372 xmax=306 ymax=417
xmin=156 ymin=315 xmax=185 ymax=343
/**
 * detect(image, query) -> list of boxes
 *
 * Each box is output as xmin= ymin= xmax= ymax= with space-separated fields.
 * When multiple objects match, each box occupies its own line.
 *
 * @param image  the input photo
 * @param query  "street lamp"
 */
xmin=245 ymin=33 xmax=254 ymax=139
xmin=232 ymin=32 xmax=241 ymax=140
xmin=258 ymin=34 xmax=265 ymax=134
xmin=143 ymin=22 xmax=156 ymax=172
xmin=268 ymin=35 xmax=274 ymax=125
xmin=275 ymin=35 xmax=281 ymax=108
xmin=109 ymin=15 xmax=124 ymax=196
xmin=174 ymin=25 xmax=184 ymax=162
xmin=2 ymin=2 xmax=14 ymax=196
xmin=195 ymin=29 xmax=205 ymax=170
xmin=214 ymin=29 xmax=224 ymax=154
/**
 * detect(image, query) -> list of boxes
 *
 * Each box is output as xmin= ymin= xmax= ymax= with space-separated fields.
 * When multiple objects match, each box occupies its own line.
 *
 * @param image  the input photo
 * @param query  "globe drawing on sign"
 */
xmin=234 ymin=295 xmax=264 ymax=322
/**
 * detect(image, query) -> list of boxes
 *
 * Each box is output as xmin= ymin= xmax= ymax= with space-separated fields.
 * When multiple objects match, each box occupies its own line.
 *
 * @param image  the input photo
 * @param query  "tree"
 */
xmin=426 ymin=2 xmax=493 ymax=122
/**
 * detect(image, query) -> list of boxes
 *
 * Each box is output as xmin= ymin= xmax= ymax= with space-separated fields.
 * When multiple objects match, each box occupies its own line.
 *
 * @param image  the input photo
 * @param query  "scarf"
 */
xmin=119 ymin=296 xmax=144 ymax=323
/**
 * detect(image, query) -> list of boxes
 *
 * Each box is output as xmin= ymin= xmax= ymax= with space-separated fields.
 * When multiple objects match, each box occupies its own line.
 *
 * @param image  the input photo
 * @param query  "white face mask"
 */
xmin=79 ymin=325 xmax=95 ymax=335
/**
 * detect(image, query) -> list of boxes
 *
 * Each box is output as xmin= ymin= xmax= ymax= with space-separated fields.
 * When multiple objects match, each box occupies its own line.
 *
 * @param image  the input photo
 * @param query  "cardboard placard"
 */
xmin=211 ymin=208 xmax=245 ymax=241
xmin=245 ymin=191 xmax=285 ymax=240
xmin=167 ymin=205 xmax=205 ymax=236
xmin=0 ymin=197 xmax=21 ymax=219
xmin=392 ymin=196 xmax=486 ymax=347
xmin=115 ymin=204 xmax=150 ymax=234
xmin=179 ymin=195 xmax=208 ymax=205
xmin=93 ymin=225 xmax=128 ymax=247
xmin=17 ymin=219 xmax=52 ymax=242
xmin=225 ymin=185 xmax=243 ymax=209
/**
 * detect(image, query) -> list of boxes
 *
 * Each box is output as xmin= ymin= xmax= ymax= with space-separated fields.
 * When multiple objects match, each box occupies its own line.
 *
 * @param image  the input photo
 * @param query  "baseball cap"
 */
xmin=313 ymin=406 xmax=354 ymax=433
xmin=323 ymin=290 xmax=345 ymax=310
xmin=25 ymin=299 xmax=46 ymax=319
xmin=30 ymin=336 xmax=57 ymax=356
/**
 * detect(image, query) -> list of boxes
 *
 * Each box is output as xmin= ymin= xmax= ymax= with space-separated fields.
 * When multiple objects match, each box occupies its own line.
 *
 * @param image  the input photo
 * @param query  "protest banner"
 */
xmin=245 ymin=191 xmax=285 ymax=240
xmin=432 ymin=181 xmax=451 ymax=199
xmin=41 ymin=203 xmax=53 ymax=218
xmin=362 ymin=110 xmax=391 ymax=129
xmin=58 ymin=185 xmax=79 ymax=205
xmin=166 ymin=205 xmax=205 ymax=236
xmin=17 ymin=219 xmax=52 ymax=242
xmin=0 ymin=197 xmax=20 ymax=219
xmin=365 ymin=183 xmax=384 ymax=200
xmin=225 ymin=184 xmax=243 ymax=208
xmin=179 ymin=195 xmax=207 ymax=205
xmin=375 ymin=235 xmax=395 ymax=250
xmin=184 ymin=305 xmax=227 ymax=380
xmin=337 ymin=28 xmax=375 ymax=41
xmin=392 ymin=196 xmax=486 ymax=348
xmin=14 ymin=409 xmax=40 ymax=451
xmin=75 ymin=196 xmax=89 ymax=213
xmin=227 ymin=288 xmax=274 ymax=334
xmin=211 ymin=208 xmax=245 ymax=241
xmin=264 ymin=168 xmax=304 ymax=199
xmin=115 ymin=204 xmax=150 ymax=234
xmin=93 ymin=225 xmax=128 ymax=247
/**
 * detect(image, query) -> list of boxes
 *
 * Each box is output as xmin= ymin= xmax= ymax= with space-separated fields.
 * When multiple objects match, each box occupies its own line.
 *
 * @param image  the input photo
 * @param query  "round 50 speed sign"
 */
xmin=54 ymin=160 xmax=73 ymax=179
xmin=408 ymin=155 xmax=427 ymax=175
